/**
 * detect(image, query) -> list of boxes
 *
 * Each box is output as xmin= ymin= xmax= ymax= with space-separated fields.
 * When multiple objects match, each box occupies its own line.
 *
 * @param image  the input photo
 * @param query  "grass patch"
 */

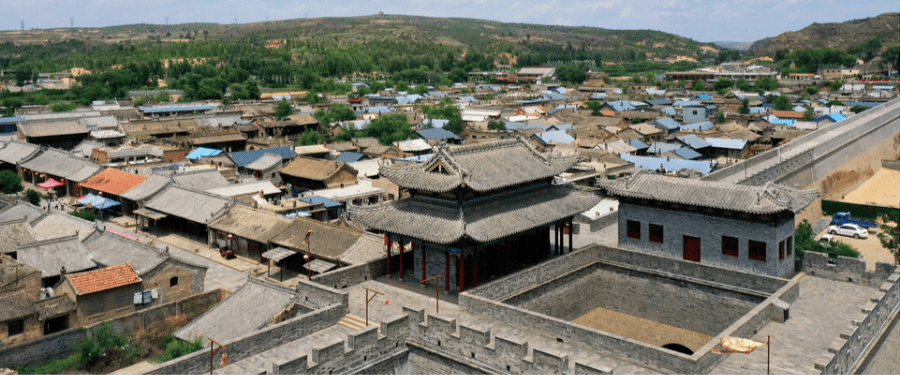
xmin=13 ymin=354 xmax=80 ymax=374
xmin=70 ymin=209 xmax=99 ymax=222
xmin=156 ymin=334 xmax=204 ymax=363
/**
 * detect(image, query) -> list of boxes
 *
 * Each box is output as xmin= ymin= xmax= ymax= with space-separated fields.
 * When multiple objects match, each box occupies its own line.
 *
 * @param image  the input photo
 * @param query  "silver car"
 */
xmin=827 ymin=223 xmax=868 ymax=239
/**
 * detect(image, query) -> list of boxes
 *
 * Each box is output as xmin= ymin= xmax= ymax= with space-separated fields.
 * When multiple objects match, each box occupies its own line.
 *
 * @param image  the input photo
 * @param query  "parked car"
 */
xmin=827 ymin=223 xmax=868 ymax=239
xmin=819 ymin=234 xmax=835 ymax=244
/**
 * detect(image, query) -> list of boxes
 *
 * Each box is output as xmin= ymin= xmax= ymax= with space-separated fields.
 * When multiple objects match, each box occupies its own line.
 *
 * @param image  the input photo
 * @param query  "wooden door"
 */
xmin=683 ymin=236 xmax=701 ymax=262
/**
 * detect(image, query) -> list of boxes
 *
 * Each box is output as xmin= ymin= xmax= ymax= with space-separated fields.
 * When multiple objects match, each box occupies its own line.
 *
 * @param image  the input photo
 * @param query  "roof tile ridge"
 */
xmin=18 ymin=233 xmax=81 ymax=249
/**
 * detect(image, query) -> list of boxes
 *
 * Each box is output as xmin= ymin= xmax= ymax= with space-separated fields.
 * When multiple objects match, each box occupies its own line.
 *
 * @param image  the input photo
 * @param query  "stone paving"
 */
xmin=346 ymin=278 xmax=660 ymax=374
xmin=104 ymin=222 xmax=250 ymax=293
xmin=213 ymin=324 xmax=354 ymax=375
xmin=714 ymin=276 xmax=879 ymax=374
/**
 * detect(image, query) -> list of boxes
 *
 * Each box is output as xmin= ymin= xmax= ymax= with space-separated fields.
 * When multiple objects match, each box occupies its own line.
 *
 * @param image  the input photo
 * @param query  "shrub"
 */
xmin=70 ymin=210 xmax=99 ymax=222
xmin=0 ymin=170 xmax=23 ymax=194
xmin=23 ymin=189 xmax=42 ymax=205
xmin=156 ymin=334 xmax=204 ymax=363
xmin=50 ymin=102 xmax=77 ymax=112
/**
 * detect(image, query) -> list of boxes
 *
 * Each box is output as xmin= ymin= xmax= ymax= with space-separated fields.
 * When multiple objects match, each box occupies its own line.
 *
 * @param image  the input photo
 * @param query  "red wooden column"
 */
xmin=458 ymin=254 xmax=466 ymax=293
xmin=398 ymin=239 xmax=405 ymax=281
xmin=444 ymin=251 xmax=450 ymax=292
xmin=385 ymin=235 xmax=392 ymax=277
xmin=420 ymin=243 xmax=426 ymax=284
xmin=472 ymin=251 xmax=478 ymax=288
xmin=568 ymin=218 xmax=573 ymax=253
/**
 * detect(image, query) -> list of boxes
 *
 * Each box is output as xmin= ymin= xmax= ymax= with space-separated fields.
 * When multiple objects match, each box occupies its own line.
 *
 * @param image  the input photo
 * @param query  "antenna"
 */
xmin=70 ymin=17 xmax=74 ymax=28
xmin=21 ymin=20 xmax=24 ymax=31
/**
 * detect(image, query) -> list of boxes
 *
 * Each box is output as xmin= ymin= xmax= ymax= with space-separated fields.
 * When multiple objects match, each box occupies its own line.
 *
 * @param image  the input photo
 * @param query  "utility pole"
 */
xmin=70 ymin=17 xmax=74 ymax=28
xmin=21 ymin=20 xmax=24 ymax=31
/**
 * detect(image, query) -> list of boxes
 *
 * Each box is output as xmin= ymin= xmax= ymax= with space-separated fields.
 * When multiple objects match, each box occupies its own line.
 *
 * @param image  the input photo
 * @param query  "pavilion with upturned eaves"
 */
xmin=350 ymin=137 xmax=601 ymax=293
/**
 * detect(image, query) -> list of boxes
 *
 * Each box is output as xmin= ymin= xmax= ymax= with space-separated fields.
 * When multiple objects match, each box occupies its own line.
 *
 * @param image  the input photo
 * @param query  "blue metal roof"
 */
xmin=673 ymin=100 xmax=702 ymax=108
xmin=300 ymin=195 xmax=342 ymax=208
xmin=139 ymin=104 xmax=215 ymax=114
xmin=628 ymin=139 xmax=650 ymax=150
xmin=364 ymin=106 xmax=393 ymax=114
xmin=675 ymin=147 xmax=703 ymax=160
xmin=676 ymin=134 xmax=712 ymax=149
xmin=762 ymin=116 xmax=794 ymax=126
xmin=396 ymin=153 xmax=434 ymax=163
xmin=845 ymin=101 xmax=882 ymax=108
xmin=512 ymin=98 xmax=550 ymax=104
xmin=813 ymin=113 xmax=847 ymax=123
xmin=680 ymin=122 xmax=715 ymax=131
xmin=604 ymin=100 xmax=636 ymax=112
xmin=186 ymin=147 xmax=223 ymax=160
xmin=651 ymin=118 xmax=681 ymax=131
xmin=693 ymin=94 xmax=712 ymax=100
xmin=545 ymin=93 xmax=567 ymax=101
xmin=646 ymin=142 xmax=682 ymax=155
xmin=547 ymin=107 xmax=561 ymax=115
xmin=705 ymin=137 xmax=747 ymax=150
xmin=334 ymin=151 xmax=365 ymax=163
xmin=646 ymin=99 xmax=673 ymax=106
xmin=620 ymin=154 xmax=716 ymax=175
xmin=229 ymin=146 xmax=296 ymax=167
xmin=659 ymin=108 xmax=676 ymax=115
xmin=0 ymin=117 xmax=24 ymax=125
xmin=416 ymin=128 xmax=461 ymax=140
xmin=533 ymin=130 xmax=574 ymax=145
xmin=368 ymin=97 xmax=396 ymax=102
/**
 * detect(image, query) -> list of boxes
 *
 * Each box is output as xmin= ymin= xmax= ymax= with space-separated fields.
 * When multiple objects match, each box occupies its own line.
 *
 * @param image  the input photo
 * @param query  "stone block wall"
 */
xmin=145 ymin=302 xmax=348 ymax=374
xmin=312 ymin=250 xmax=411 ymax=290
xmin=295 ymin=278 xmax=348 ymax=309
xmin=618 ymin=203 xmax=796 ymax=278
xmin=271 ymin=314 xmax=409 ymax=374
xmin=0 ymin=288 xmax=225 ymax=369
xmin=816 ymin=268 xmax=900 ymax=374
xmin=801 ymin=251 xmax=896 ymax=288
xmin=402 ymin=306 xmax=611 ymax=375
xmin=467 ymin=246 xmax=597 ymax=301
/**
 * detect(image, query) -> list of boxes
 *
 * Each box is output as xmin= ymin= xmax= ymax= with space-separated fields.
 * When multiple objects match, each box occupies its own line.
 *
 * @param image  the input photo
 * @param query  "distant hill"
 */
xmin=749 ymin=13 xmax=899 ymax=55
xmin=0 ymin=15 xmax=719 ymax=64
xmin=713 ymin=41 xmax=753 ymax=51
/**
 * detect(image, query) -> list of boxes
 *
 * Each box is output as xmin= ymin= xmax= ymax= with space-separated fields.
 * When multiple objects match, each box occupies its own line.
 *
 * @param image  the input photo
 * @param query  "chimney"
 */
xmin=60 ymin=266 xmax=67 ymax=277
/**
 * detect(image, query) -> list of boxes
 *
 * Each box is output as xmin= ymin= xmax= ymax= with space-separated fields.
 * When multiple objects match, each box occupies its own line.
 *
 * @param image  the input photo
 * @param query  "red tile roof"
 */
xmin=772 ymin=110 xmax=806 ymax=119
xmin=600 ymin=110 xmax=616 ymax=117
xmin=67 ymin=263 xmax=141 ymax=296
xmin=80 ymin=168 xmax=149 ymax=196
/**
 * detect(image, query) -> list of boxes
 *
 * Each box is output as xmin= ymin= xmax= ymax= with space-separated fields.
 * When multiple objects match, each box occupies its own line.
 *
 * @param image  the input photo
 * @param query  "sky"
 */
xmin=0 ymin=0 xmax=896 ymax=42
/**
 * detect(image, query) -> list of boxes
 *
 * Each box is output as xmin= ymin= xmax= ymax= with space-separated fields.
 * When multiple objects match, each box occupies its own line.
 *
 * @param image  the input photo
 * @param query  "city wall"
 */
xmin=815 ymin=266 xmax=900 ymax=374
xmin=312 ymin=250 xmax=412 ymax=290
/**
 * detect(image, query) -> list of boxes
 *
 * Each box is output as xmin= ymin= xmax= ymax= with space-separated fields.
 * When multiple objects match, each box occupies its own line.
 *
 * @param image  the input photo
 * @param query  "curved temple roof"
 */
xmin=379 ymin=136 xmax=580 ymax=193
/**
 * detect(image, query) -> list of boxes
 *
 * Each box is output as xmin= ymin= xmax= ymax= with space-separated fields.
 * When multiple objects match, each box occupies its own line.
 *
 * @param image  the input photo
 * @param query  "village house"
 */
xmin=18 ymin=148 xmax=102 ymax=197
xmin=17 ymin=120 xmax=90 ymax=150
xmin=279 ymin=156 xmax=359 ymax=191
xmin=208 ymin=205 xmax=293 ymax=263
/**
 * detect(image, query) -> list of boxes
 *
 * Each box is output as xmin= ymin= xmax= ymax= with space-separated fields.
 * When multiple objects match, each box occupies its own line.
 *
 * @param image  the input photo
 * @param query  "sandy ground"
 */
xmin=842 ymin=168 xmax=900 ymax=208
xmin=573 ymin=307 xmax=711 ymax=352
xmin=815 ymin=228 xmax=896 ymax=270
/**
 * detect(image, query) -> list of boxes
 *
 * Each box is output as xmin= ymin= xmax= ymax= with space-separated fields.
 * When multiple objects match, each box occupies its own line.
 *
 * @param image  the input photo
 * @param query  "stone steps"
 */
xmin=338 ymin=314 xmax=370 ymax=331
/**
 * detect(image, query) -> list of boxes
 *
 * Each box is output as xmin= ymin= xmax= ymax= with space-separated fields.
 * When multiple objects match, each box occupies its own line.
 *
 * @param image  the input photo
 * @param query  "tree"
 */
xmin=713 ymin=78 xmax=734 ymax=91
xmin=1 ymin=97 xmax=23 ymax=115
xmin=422 ymin=98 xmax=465 ymax=134
xmin=877 ymin=215 xmax=899 ymax=263
xmin=794 ymin=219 xmax=861 ymax=261
xmin=334 ymin=124 xmax=361 ymax=142
xmin=365 ymin=113 xmax=415 ymax=145
xmin=295 ymin=129 xmax=324 ymax=146
xmin=276 ymin=100 xmax=293 ymax=120
xmin=0 ymin=170 xmax=23 ymax=194
xmin=304 ymin=91 xmax=320 ymax=104
xmin=803 ymin=107 xmax=815 ymax=121
xmin=755 ymin=76 xmax=779 ymax=93
xmin=735 ymin=79 xmax=751 ymax=92
xmin=487 ymin=120 xmax=506 ymax=130
xmin=830 ymin=79 xmax=844 ymax=92
xmin=23 ymin=189 xmax=42 ymax=206
xmin=585 ymin=100 xmax=601 ymax=116
xmin=715 ymin=111 xmax=726 ymax=124
xmin=50 ymin=103 xmax=77 ymax=112
xmin=245 ymin=79 xmax=260 ymax=100
xmin=316 ymin=104 xmax=356 ymax=125
xmin=770 ymin=95 xmax=792 ymax=111
xmin=692 ymin=80 xmax=707 ymax=91
xmin=849 ymin=105 xmax=868 ymax=114
xmin=826 ymin=99 xmax=843 ymax=107
xmin=738 ymin=98 xmax=750 ymax=114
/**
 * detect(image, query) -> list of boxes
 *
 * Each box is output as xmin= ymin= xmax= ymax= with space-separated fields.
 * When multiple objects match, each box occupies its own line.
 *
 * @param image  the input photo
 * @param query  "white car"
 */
xmin=827 ymin=223 xmax=868 ymax=239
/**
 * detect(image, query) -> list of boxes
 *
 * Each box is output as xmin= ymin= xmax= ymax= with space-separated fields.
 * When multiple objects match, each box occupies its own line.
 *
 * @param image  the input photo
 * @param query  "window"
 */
xmin=749 ymin=240 xmax=767 ymax=262
xmin=786 ymin=236 xmax=793 ymax=257
xmin=649 ymin=224 xmax=664 ymax=243
xmin=626 ymin=220 xmax=641 ymax=239
xmin=8 ymin=319 xmax=24 ymax=336
xmin=170 ymin=277 xmax=178 ymax=287
xmin=683 ymin=236 xmax=701 ymax=262
xmin=722 ymin=236 xmax=739 ymax=257
xmin=778 ymin=240 xmax=785 ymax=261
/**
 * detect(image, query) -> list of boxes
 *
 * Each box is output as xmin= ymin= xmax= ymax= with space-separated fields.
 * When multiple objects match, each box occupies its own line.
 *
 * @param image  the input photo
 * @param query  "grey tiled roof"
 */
xmin=338 ymin=232 xmax=386 ymax=265
xmin=208 ymin=205 xmax=293 ymax=244
xmin=0 ymin=293 xmax=37 ymax=322
xmin=34 ymin=295 xmax=76 ymax=320
xmin=174 ymin=277 xmax=296 ymax=343
xmin=0 ymin=141 xmax=40 ymax=164
xmin=19 ymin=148 xmax=101 ymax=182
xmin=0 ymin=201 xmax=44 ymax=224
xmin=379 ymin=137 xmax=579 ymax=193
xmin=0 ymin=219 xmax=37 ymax=254
xmin=270 ymin=218 xmax=362 ymax=262
xmin=31 ymin=212 xmax=96 ymax=242
xmin=144 ymin=186 xmax=233 ymax=224
xmin=119 ymin=173 xmax=172 ymax=202
xmin=172 ymin=169 xmax=231 ymax=191
xmin=598 ymin=171 xmax=819 ymax=214
xmin=350 ymin=184 xmax=600 ymax=244
xmin=17 ymin=235 xmax=97 ymax=278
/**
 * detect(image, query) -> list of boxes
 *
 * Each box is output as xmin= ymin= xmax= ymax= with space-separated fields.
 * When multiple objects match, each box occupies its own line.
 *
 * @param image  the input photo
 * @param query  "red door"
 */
xmin=683 ymin=236 xmax=701 ymax=262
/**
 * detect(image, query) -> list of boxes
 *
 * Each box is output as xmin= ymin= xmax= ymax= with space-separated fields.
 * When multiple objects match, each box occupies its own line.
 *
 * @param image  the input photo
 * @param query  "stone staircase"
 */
xmin=337 ymin=314 xmax=370 ymax=331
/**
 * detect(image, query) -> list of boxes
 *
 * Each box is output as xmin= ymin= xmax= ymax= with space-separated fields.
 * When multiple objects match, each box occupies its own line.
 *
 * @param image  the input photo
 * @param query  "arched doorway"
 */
xmin=662 ymin=343 xmax=693 ymax=355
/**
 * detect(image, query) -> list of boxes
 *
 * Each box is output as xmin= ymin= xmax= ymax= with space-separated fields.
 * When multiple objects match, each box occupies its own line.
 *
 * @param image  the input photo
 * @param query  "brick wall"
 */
xmin=801 ymin=251 xmax=897 ymax=288
xmin=618 ymin=203 xmax=796 ymax=278
xmin=0 ymin=288 xmax=225 ymax=369
xmin=295 ymin=278 xmax=349 ymax=309
xmin=816 ymin=268 xmax=900 ymax=374
xmin=312 ymin=250 xmax=411 ymax=290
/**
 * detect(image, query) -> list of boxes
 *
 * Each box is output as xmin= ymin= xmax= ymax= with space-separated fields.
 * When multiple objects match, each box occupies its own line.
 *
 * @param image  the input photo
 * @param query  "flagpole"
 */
xmin=767 ymin=335 xmax=770 ymax=375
